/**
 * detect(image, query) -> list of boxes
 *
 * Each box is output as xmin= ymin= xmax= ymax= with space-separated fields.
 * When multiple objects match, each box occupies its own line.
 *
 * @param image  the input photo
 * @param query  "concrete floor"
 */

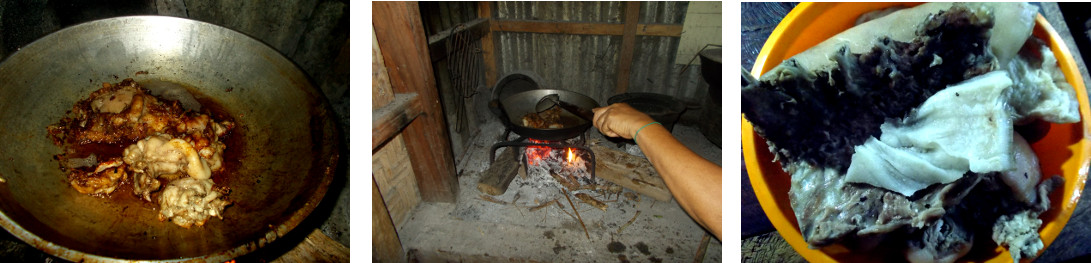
xmin=398 ymin=121 xmax=722 ymax=262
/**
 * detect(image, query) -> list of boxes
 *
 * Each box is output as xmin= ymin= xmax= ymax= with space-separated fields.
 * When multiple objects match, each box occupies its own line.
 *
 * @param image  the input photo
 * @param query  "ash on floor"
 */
xmin=397 ymin=121 xmax=722 ymax=262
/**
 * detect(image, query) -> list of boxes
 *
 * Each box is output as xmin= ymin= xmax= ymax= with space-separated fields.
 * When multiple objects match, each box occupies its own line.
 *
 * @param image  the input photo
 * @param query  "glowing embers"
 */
xmin=525 ymin=139 xmax=591 ymax=179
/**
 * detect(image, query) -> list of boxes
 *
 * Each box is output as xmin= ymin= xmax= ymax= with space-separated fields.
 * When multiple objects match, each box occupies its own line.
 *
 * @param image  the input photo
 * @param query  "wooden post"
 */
xmin=373 ymin=178 xmax=404 ymax=262
xmin=479 ymin=1 xmax=499 ymax=88
xmin=616 ymin=1 xmax=640 ymax=94
xmin=374 ymin=1 xmax=459 ymax=202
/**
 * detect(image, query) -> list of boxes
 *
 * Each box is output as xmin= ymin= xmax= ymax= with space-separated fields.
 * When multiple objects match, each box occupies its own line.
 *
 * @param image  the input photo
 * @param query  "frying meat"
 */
xmin=123 ymin=134 xmax=212 ymax=201
xmin=158 ymin=177 xmax=231 ymax=228
xmin=522 ymin=106 xmax=564 ymax=129
xmin=68 ymin=158 xmax=127 ymax=195
xmin=49 ymin=78 xmax=234 ymax=228
xmin=47 ymin=78 xmax=234 ymax=147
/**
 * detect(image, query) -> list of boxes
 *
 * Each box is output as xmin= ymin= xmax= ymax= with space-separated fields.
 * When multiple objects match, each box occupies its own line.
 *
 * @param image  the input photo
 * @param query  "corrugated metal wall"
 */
xmin=497 ymin=1 xmax=622 ymax=22
xmin=418 ymin=1 xmax=711 ymax=161
xmin=497 ymin=32 xmax=622 ymax=103
xmin=493 ymin=1 xmax=704 ymax=104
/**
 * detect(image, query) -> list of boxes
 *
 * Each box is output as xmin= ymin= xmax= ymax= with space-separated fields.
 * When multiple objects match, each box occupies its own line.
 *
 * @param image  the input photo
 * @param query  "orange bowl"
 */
xmin=743 ymin=3 xmax=1091 ymax=262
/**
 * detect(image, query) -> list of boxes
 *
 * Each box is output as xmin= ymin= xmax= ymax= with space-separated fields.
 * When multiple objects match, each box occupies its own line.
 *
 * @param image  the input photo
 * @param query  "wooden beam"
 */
xmin=490 ymin=20 xmax=682 ymax=37
xmin=479 ymin=1 xmax=499 ymax=88
xmin=428 ymin=19 xmax=488 ymax=46
xmin=427 ymin=17 xmax=491 ymax=62
xmin=373 ymin=32 xmax=395 ymax=110
xmin=373 ymin=178 xmax=404 ymax=262
xmin=616 ymin=2 xmax=640 ymax=94
xmin=372 ymin=93 xmax=422 ymax=151
xmin=374 ymin=1 xmax=459 ymax=203
xmin=636 ymin=23 xmax=684 ymax=37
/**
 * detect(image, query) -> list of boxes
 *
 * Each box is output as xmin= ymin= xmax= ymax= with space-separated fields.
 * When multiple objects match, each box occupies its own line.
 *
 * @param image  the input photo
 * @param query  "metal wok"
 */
xmin=0 ymin=16 xmax=339 ymax=261
xmin=499 ymin=89 xmax=599 ymax=141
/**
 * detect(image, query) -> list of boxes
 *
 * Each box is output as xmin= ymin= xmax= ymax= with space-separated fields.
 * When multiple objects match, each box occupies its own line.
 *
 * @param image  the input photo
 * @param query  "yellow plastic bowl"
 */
xmin=743 ymin=3 xmax=1091 ymax=262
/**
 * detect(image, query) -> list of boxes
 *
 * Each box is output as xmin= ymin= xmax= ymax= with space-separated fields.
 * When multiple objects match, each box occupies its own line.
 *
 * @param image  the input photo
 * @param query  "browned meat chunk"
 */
xmin=68 ymin=158 xmax=127 ymax=195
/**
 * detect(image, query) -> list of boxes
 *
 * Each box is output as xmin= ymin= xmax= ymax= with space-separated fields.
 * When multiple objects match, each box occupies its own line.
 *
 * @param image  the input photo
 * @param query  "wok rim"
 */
xmin=0 ymin=15 xmax=341 ymax=262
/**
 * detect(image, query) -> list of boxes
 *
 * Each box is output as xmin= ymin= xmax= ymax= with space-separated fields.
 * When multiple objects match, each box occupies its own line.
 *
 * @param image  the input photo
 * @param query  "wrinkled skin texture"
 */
xmin=742 ymin=6 xmax=996 ymax=171
xmin=123 ymin=134 xmax=213 ymax=201
xmin=744 ymin=5 xmax=1075 ymax=262
xmin=158 ymin=177 xmax=231 ymax=228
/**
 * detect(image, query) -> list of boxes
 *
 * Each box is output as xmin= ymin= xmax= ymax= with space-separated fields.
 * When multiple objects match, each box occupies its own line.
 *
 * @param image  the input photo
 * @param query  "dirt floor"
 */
xmin=397 ymin=121 xmax=722 ymax=262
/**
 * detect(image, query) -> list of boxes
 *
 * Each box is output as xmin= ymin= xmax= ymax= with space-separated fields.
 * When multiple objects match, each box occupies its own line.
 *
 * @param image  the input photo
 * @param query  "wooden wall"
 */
xmin=372 ymin=25 xmax=422 ymax=226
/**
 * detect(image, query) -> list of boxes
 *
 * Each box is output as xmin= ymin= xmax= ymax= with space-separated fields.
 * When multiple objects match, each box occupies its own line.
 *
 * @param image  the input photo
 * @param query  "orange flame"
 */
xmin=565 ymin=148 xmax=584 ymax=168
xmin=525 ymin=140 xmax=584 ymax=169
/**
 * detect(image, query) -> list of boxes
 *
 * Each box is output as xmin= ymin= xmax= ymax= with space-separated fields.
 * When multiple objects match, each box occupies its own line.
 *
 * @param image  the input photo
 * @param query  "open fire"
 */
xmin=525 ymin=139 xmax=591 ymax=179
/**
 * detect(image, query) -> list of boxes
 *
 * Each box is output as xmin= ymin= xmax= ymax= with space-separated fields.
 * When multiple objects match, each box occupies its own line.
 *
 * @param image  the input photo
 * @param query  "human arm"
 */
xmin=592 ymin=103 xmax=722 ymax=240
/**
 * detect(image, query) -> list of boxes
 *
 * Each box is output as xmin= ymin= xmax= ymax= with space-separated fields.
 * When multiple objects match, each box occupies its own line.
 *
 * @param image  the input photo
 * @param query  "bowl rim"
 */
xmin=0 ymin=15 xmax=341 ymax=262
xmin=743 ymin=3 xmax=1091 ymax=262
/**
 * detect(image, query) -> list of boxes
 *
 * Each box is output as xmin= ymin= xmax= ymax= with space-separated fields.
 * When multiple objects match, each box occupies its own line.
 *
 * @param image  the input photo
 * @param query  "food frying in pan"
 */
xmin=48 ymin=78 xmax=235 ymax=228
xmin=522 ymin=106 xmax=565 ymax=129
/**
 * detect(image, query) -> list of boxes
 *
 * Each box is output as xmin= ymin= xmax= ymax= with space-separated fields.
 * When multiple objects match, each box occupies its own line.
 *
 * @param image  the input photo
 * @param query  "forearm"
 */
xmin=633 ymin=124 xmax=722 ymax=240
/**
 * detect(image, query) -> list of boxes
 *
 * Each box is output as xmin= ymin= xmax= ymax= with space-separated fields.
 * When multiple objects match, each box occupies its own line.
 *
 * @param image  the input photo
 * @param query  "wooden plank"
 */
xmin=374 ymin=1 xmax=459 ymax=203
xmin=373 ymin=178 xmax=405 ymax=262
xmin=637 ymin=23 xmax=684 ymax=37
xmin=490 ymin=20 xmax=683 ymax=37
xmin=373 ymin=28 xmax=395 ymax=110
xmin=592 ymin=145 xmax=672 ymax=201
xmin=427 ymin=18 xmax=490 ymax=62
xmin=479 ymin=1 xmax=499 ymax=88
xmin=373 ymin=134 xmax=421 ymax=224
xmin=372 ymin=93 xmax=423 ymax=151
xmin=477 ymin=148 xmax=520 ymax=196
xmin=616 ymin=1 xmax=640 ymax=94
xmin=271 ymin=229 xmax=350 ymax=263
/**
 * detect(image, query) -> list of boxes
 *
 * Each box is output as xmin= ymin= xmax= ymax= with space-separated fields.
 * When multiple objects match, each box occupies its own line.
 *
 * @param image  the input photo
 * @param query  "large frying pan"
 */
xmin=499 ymin=89 xmax=600 ymax=141
xmin=0 ymin=16 xmax=339 ymax=261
